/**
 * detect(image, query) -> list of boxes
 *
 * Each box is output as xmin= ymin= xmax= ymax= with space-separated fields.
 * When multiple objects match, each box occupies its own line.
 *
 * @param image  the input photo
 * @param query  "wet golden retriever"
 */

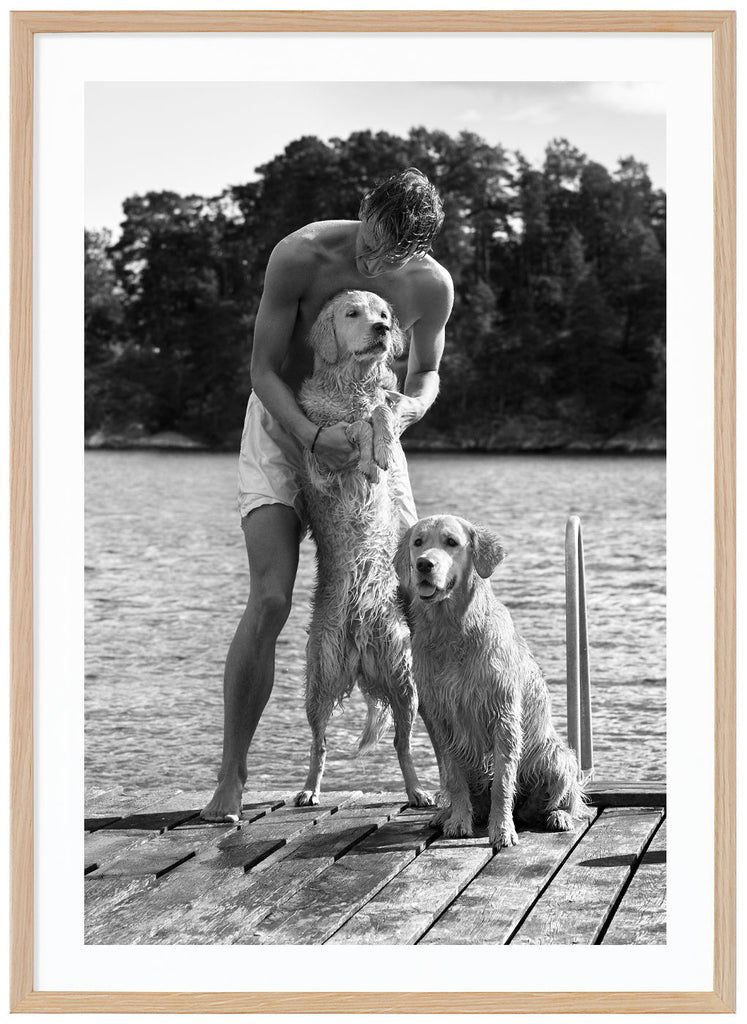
xmin=295 ymin=290 xmax=432 ymax=808
xmin=395 ymin=514 xmax=587 ymax=849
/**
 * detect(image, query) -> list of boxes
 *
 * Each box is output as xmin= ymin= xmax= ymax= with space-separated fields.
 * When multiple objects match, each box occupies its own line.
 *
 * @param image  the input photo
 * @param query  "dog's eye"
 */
xmin=346 ymin=310 xmax=358 ymax=318
xmin=413 ymin=538 xmax=423 ymax=547
xmin=446 ymin=537 xmax=459 ymax=547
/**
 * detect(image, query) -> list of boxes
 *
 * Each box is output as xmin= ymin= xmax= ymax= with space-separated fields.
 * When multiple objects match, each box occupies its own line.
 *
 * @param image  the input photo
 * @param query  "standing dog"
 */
xmin=396 ymin=514 xmax=587 ymax=849
xmin=295 ymin=290 xmax=432 ymax=808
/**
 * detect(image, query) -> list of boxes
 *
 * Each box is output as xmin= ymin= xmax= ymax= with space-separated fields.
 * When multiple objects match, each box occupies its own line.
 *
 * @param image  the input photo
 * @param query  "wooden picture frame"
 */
xmin=9 ymin=10 xmax=735 ymax=1013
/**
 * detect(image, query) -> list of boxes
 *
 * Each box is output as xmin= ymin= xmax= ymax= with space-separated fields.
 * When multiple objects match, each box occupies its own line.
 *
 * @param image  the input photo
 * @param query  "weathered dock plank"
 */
xmin=85 ymin=786 xmax=233 ymax=868
xmin=188 ymin=791 xmax=362 ymax=868
xmin=84 ymin=786 xmax=289 ymax=818
xmin=86 ymin=814 xmax=127 ymax=832
xmin=169 ymin=797 xmax=287 ymax=830
xmin=85 ymin=792 xmax=289 ymax=877
xmin=85 ymin=792 xmax=295 ymax=941
xmin=85 ymin=876 xmax=157 ymax=938
xmin=249 ymin=818 xmax=436 ymax=944
xmin=86 ymin=792 xmax=365 ymax=944
xmin=85 ymin=833 xmax=249 ymax=945
xmin=84 ymin=785 xmax=183 ymax=819
xmin=327 ymin=836 xmax=494 ymax=944
xmin=419 ymin=813 xmax=599 ymax=945
xmin=602 ymin=818 xmax=666 ymax=945
xmin=511 ymin=807 xmax=663 ymax=945
xmin=587 ymin=781 xmax=666 ymax=809
xmin=84 ymin=786 xmax=179 ymax=831
xmin=89 ymin=824 xmax=258 ymax=880
xmin=104 ymin=809 xmax=202 ymax=831
xmin=158 ymin=794 xmax=405 ymax=945
xmin=83 ymin=788 xmax=667 ymax=947
xmin=323 ymin=792 xmax=412 ymax=819
xmin=101 ymin=787 xmax=234 ymax=827
xmin=84 ymin=786 xmax=126 ymax=816
xmin=164 ymin=809 xmax=402 ymax=944
xmin=85 ymin=828 xmax=162 ymax=875
xmin=85 ymin=785 xmax=124 ymax=806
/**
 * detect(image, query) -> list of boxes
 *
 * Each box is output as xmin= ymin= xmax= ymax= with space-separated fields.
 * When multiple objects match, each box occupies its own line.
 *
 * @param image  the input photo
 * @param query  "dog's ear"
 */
xmin=389 ymin=308 xmax=406 ymax=359
xmin=309 ymin=300 xmax=339 ymax=364
xmin=469 ymin=523 xmax=505 ymax=579
xmin=393 ymin=528 xmax=413 ymax=587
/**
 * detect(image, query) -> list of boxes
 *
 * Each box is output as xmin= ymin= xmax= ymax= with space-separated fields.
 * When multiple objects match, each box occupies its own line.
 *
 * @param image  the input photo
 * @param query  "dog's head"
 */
xmin=309 ymin=290 xmax=405 ymax=372
xmin=395 ymin=514 xmax=505 ymax=605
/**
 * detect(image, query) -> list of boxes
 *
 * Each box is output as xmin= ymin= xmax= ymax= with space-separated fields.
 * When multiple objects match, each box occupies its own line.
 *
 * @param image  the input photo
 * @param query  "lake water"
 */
xmin=85 ymin=451 xmax=666 ymax=798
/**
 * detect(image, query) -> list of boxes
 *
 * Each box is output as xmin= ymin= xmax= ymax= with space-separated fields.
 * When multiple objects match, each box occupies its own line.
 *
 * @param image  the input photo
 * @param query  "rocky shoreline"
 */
xmin=86 ymin=429 xmax=211 ymax=452
xmin=85 ymin=425 xmax=665 ymax=455
xmin=402 ymin=429 xmax=665 ymax=455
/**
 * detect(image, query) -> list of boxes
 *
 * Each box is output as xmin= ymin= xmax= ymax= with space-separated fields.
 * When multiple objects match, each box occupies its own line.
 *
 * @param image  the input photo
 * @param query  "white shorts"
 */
xmin=237 ymin=392 xmax=418 ymax=534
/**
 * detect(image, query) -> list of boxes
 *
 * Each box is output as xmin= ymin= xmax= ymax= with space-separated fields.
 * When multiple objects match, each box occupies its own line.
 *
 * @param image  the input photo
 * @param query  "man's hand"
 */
xmin=311 ymin=422 xmax=359 ymax=470
xmin=384 ymin=391 xmax=426 ymax=435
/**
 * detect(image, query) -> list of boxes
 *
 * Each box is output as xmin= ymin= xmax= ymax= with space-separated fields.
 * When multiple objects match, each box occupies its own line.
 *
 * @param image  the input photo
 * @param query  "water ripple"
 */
xmin=85 ymin=451 xmax=666 ymax=793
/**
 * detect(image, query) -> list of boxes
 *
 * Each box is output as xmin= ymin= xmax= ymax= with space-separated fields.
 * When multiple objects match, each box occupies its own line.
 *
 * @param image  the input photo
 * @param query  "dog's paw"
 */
xmin=545 ymin=809 xmax=574 ymax=832
xmin=407 ymin=787 xmax=435 ymax=808
xmin=489 ymin=823 xmax=519 ymax=850
xmin=442 ymin=816 xmax=474 ymax=839
xmin=294 ymin=790 xmax=319 ymax=807
xmin=429 ymin=806 xmax=451 ymax=829
xmin=371 ymin=405 xmax=396 ymax=470
xmin=345 ymin=420 xmax=380 ymax=481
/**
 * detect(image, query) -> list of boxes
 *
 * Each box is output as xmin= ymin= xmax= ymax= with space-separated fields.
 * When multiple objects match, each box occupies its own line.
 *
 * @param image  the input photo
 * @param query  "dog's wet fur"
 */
xmin=295 ymin=290 xmax=432 ymax=809
xmin=396 ymin=514 xmax=588 ymax=849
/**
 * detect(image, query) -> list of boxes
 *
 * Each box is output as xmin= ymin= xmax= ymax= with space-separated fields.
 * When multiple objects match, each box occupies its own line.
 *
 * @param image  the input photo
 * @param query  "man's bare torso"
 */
xmin=276 ymin=220 xmax=445 ymax=391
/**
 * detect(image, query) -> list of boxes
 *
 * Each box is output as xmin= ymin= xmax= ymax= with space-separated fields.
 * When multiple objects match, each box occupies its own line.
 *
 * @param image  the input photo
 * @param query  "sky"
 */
xmin=85 ymin=81 xmax=665 ymax=235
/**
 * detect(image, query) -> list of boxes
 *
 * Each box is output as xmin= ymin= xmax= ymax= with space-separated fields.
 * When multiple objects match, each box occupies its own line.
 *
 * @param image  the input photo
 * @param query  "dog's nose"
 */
xmin=373 ymin=321 xmax=390 ymax=335
xmin=416 ymin=556 xmax=434 ymax=574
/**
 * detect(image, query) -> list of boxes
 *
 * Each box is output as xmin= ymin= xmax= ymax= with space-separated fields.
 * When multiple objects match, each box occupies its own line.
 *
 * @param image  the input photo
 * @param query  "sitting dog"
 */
xmin=395 ymin=514 xmax=587 ymax=849
xmin=295 ymin=289 xmax=432 ymax=809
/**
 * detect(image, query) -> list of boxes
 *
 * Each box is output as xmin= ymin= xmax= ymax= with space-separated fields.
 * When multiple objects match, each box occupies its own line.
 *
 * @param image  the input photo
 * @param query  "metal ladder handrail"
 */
xmin=565 ymin=515 xmax=593 ymax=777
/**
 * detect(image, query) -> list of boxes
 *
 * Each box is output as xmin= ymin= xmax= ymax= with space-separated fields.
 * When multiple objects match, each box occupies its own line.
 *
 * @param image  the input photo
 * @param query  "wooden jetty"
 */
xmin=85 ymin=782 xmax=665 ymax=945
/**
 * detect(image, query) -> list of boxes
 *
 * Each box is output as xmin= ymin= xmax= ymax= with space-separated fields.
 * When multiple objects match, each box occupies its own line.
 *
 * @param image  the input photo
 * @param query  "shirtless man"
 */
xmin=201 ymin=167 xmax=454 ymax=821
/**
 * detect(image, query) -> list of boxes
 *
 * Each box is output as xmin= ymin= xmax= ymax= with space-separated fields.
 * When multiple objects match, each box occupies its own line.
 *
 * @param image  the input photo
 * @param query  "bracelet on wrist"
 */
xmin=310 ymin=426 xmax=323 ymax=454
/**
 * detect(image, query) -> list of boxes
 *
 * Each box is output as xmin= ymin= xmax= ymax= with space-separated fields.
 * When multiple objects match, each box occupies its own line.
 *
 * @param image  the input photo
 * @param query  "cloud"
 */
xmin=497 ymin=100 xmax=563 ymax=125
xmin=581 ymin=82 xmax=666 ymax=116
xmin=455 ymin=108 xmax=485 ymax=123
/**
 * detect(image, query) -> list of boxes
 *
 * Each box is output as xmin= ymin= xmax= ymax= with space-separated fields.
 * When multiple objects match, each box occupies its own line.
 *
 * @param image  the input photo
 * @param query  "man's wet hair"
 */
xmin=358 ymin=167 xmax=444 ymax=261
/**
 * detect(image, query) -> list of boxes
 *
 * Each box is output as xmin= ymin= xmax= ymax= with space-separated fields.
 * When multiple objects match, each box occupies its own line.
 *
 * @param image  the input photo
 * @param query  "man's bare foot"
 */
xmin=200 ymin=777 xmax=244 ymax=822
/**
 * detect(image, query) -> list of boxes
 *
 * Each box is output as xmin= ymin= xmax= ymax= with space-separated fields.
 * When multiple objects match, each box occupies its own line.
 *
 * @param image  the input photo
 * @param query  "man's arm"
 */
xmin=250 ymin=241 xmax=316 ymax=445
xmin=250 ymin=240 xmax=356 ymax=469
xmin=388 ymin=266 xmax=454 ymax=433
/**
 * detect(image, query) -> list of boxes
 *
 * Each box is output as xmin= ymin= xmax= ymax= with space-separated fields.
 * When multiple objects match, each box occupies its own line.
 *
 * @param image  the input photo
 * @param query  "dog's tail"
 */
xmin=518 ymin=739 xmax=591 ymax=824
xmin=357 ymin=696 xmax=392 ymax=757
xmin=546 ymin=743 xmax=591 ymax=821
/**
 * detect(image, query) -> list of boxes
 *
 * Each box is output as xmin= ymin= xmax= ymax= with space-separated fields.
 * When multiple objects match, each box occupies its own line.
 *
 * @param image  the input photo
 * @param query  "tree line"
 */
xmin=85 ymin=128 xmax=666 ymax=450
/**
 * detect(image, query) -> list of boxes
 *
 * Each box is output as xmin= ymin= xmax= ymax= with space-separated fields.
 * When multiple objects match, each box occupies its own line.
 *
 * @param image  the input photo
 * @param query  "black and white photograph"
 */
xmin=83 ymin=79 xmax=667 ymax=947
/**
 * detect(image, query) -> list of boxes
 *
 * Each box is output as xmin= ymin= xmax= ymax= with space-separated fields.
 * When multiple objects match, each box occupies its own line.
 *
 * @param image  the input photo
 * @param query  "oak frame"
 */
xmin=9 ymin=10 xmax=736 ymax=1013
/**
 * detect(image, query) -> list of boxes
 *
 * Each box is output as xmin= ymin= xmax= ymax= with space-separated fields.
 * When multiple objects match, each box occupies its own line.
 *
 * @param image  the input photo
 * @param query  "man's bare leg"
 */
xmin=201 ymin=504 xmax=302 ymax=821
